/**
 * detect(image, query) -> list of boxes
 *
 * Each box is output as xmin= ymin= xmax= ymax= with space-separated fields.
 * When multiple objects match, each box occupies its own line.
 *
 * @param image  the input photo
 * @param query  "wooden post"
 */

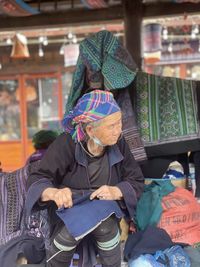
xmin=123 ymin=0 xmax=143 ymax=70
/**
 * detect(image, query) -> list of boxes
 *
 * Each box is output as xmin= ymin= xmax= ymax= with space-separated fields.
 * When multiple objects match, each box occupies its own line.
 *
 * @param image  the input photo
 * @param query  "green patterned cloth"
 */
xmin=136 ymin=71 xmax=199 ymax=146
xmin=65 ymin=30 xmax=137 ymax=114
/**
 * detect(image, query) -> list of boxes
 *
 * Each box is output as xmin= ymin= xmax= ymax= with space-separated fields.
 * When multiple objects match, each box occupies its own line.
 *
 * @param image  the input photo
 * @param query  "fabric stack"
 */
xmin=126 ymin=180 xmax=200 ymax=267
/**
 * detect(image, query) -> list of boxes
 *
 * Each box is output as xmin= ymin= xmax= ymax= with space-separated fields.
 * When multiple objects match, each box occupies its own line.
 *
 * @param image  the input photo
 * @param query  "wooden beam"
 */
xmin=0 ymin=5 xmax=123 ymax=31
xmin=0 ymin=45 xmax=75 ymax=75
xmin=0 ymin=56 xmax=66 ymax=75
xmin=1 ymin=2 xmax=200 ymax=32
xmin=123 ymin=0 xmax=142 ymax=69
xmin=143 ymin=2 xmax=200 ymax=18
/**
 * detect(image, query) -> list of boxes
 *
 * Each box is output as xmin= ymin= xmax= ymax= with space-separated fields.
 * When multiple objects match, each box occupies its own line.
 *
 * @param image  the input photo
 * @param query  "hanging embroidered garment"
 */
xmin=135 ymin=71 xmax=200 ymax=157
xmin=116 ymin=89 xmax=146 ymax=161
xmin=65 ymin=30 xmax=137 ymax=114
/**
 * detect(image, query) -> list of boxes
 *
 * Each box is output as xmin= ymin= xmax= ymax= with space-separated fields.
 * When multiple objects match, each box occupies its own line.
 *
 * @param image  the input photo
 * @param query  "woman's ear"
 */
xmin=85 ymin=124 xmax=93 ymax=138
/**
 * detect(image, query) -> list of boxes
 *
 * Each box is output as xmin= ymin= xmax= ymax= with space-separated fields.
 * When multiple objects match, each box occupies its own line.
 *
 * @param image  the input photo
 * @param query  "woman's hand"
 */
xmin=41 ymin=187 xmax=73 ymax=209
xmin=90 ymin=185 xmax=123 ymax=201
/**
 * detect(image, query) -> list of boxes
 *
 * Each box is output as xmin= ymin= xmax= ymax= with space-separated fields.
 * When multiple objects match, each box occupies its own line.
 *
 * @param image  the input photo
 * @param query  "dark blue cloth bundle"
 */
xmin=56 ymin=193 xmax=124 ymax=240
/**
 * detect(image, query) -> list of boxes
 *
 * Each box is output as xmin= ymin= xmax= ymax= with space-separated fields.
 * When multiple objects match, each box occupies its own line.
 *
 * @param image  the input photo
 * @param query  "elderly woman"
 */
xmin=26 ymin=90 xmax=144 ymax=267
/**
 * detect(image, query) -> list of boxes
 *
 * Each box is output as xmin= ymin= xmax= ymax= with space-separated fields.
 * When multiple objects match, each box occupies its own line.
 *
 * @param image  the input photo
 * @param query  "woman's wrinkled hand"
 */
xmin=90 ymin=185 xmax=123 ymax=201
xmin=41 ymin=187 xmax=73 ymax=209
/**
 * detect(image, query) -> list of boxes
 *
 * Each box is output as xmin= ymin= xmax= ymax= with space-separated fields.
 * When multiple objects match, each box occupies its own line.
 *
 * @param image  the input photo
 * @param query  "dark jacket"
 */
xmin=26 ymin=133 xmax=144 ymax=236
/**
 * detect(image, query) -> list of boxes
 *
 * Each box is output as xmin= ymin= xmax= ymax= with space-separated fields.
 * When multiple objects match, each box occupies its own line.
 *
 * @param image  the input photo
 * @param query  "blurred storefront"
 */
xmin=1 ymin=13 xmax=199 ymax=171
xmin=143 ymin=14 xmax=200 ymax=80
xmin=0 ymin=22 xmax=124 ymax=171
xmin=0 ymin=72 xmax=72 ymax=170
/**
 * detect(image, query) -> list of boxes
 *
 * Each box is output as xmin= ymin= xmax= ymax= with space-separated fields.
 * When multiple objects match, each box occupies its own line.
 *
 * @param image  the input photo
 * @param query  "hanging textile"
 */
xmin=65 ymin=30 xmax=137 ymax=114
xmin=0 ymin=0 xmax=39 ymax=16
xmin=135 ymin=71 xmax=200 ymax=157
xmin=116 ymin=89 xmax=146 ymax=162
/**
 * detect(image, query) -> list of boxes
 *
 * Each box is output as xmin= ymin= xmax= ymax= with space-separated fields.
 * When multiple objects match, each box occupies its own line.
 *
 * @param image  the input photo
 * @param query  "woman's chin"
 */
xmin=108 ymin=139 xmax=118 ymax=145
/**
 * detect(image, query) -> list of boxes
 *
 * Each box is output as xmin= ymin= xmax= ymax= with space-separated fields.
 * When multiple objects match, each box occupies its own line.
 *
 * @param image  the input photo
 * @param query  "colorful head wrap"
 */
xmin=62 ymin=90 xmax=121 ymax=142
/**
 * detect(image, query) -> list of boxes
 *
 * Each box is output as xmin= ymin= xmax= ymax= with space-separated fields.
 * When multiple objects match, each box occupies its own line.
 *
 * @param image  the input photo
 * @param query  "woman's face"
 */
xmin=88 ymin=111 xmax=122 ymax=146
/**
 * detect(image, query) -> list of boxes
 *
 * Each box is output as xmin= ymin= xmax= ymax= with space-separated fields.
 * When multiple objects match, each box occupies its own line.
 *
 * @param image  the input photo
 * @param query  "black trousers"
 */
xmin=46 ymin=215 xmax=121 ymax=267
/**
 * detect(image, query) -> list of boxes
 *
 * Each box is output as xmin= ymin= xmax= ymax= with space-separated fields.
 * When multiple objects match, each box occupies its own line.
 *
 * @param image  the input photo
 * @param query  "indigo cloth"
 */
xmin=56 ymin=193 xmax=124 ymax=240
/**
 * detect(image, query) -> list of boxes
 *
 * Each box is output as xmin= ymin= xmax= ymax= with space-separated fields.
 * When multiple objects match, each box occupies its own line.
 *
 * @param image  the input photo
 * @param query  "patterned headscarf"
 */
xmin=62 ymin=90 xmax=121 ymax=142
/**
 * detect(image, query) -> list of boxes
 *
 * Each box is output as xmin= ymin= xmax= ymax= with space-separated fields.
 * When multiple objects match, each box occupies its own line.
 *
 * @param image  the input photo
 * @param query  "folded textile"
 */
xmin=56 ymin=194 xmax=124 ymax=240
